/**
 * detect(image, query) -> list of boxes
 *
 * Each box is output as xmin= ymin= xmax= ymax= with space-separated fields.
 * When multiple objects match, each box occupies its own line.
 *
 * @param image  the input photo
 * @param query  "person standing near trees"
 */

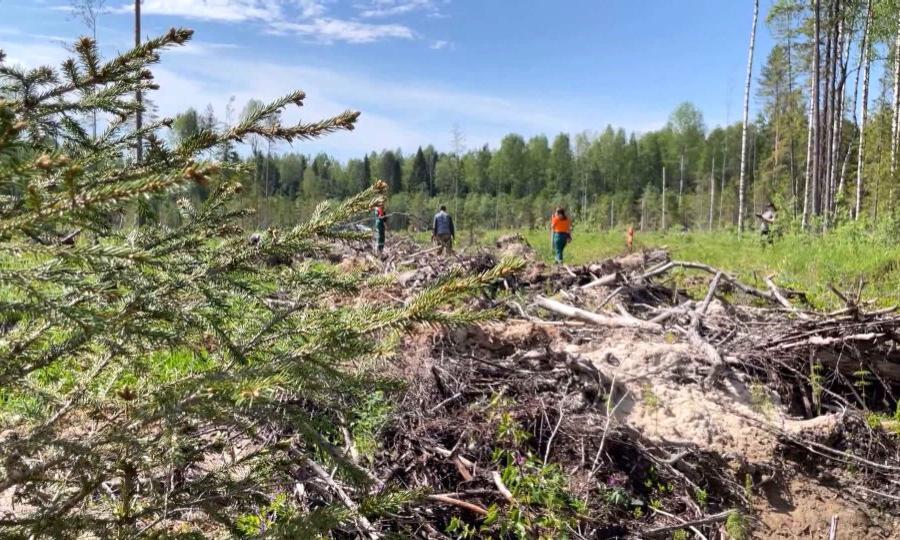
xmin=432 ymin=205 xmax=455 ymax=256
xmin=373 ymin=203 xmax=386 ymax=255
xmin=550 ymin=207 xmax=572 ymax=264
xmin=755 ymin=202 xmax=777 ymax=244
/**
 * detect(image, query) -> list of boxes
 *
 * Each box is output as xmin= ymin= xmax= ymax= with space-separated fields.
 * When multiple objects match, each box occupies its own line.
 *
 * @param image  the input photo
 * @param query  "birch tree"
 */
xmin=855 ymin=0 xmax=873 ymax=219
xmin=891 ymin=11 xmax=900 ymax=183
xmin=738 ymin=0 xmax=760 ymax=232
xmin=709 ymin=155 xmax=716 ymax=229
xmin=661 ymin=166 xmax=667 ymax=229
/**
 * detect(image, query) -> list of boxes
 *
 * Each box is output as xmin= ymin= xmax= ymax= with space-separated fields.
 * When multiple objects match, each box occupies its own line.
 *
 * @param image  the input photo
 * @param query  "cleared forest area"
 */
xmin=2 ymin=0 xmax=900 ymax=539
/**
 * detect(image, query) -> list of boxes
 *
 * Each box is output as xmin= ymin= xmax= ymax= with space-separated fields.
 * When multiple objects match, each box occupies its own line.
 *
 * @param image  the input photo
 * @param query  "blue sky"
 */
xmin=1 ymin=0 xmax=776 ymax=159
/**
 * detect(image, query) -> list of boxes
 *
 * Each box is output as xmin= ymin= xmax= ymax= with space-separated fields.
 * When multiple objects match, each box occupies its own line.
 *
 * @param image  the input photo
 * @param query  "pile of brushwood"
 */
xmin=316 ymin=236 xmax=900 ymax=539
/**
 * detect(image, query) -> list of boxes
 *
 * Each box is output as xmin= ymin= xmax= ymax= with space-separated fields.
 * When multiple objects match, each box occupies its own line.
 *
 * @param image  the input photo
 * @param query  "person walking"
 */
xmin=432 ymin=205 xmax=455 ymax=256
xmin=373 ymin=203 xmax=386 ymax=255
xmin=550 ymin=207 xmax=572 ymax=264
xmin=755 ymin=202 xmax=776 ymax=244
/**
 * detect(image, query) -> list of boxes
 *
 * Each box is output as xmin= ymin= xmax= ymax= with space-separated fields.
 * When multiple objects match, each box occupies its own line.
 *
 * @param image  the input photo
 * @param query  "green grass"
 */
xmin=445 ymin=225 xmax=900 ymax=310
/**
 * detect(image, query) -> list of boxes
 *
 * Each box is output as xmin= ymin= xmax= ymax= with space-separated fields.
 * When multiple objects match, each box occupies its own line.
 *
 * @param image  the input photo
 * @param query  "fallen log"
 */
xmin=580 ymin=272 xmax=619 ymax=290
xmin=776 ymin=332 xmax=885 ymax=350
xmin=535 ymin=296 xmax=663 ymax=332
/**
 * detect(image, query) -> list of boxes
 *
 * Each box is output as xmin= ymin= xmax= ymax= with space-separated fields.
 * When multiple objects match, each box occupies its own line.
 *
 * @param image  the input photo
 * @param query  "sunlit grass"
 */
xmin=446 ymin=225 xmax=900 ymax=310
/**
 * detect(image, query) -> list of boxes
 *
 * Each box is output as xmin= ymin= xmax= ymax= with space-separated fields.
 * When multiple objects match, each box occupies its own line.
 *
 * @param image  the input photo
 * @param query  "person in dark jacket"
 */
xmin=432 ymin=205 xmax=455 ymax=256
xmin=373 ymin=203 xmax=386 ymax=255
xmin=755 ymin=202 xmax=777 ymax=244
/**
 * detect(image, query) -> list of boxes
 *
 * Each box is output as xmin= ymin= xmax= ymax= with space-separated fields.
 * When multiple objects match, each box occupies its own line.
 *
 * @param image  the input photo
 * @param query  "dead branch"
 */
xmin=646 ymin=506 xmax=709 ymax=540
xmin=304 ymin=457 xmax=380 ymax=539
xmin=491 ymin=471 xmax=515 ymax=503
xmin=535 ymin=296 xmax=662 ymax=332
xmin=765 ymin=274 xmax=810 ymax=319
xmin=580 ymin=272 xmax=619 ymax=290
xmin=639 ymin=510 xmax=732 ymax=537
xmin=641 ymin=260 xmax=777 ymax=303
xmin=425 ymin=494 xmax=489 ymax=516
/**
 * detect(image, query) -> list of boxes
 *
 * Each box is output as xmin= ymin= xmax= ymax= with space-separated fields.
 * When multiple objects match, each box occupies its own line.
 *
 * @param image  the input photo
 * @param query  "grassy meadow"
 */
xmin=462 ymin=225 xmax=900 ymax=310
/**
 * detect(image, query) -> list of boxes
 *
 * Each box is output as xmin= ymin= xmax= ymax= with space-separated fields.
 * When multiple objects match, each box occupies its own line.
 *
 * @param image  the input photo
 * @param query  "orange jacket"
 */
xmin=551 ymin=215 xmax=571 ymax=233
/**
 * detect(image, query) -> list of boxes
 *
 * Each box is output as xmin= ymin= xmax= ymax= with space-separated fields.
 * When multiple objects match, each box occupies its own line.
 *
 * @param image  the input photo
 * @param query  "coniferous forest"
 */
xmin=153 ymin=0 xmax=900 ymax=236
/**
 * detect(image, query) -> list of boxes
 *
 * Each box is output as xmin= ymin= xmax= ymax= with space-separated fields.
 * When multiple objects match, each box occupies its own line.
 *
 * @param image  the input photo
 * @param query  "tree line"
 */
xmin=159 ymin=0 xmax=900 ymax=235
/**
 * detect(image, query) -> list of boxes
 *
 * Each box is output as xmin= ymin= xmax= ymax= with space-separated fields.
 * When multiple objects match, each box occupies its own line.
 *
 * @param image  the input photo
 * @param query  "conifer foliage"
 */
xmin=0 ymin=31 xmax=514 ymax=537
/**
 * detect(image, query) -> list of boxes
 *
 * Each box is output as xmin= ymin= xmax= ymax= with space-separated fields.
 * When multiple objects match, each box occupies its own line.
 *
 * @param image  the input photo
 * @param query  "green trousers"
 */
xmin=553 ymin=232 xmax=568 ymax=263
xmin=375 ymin=224 xmax=385 ymax=252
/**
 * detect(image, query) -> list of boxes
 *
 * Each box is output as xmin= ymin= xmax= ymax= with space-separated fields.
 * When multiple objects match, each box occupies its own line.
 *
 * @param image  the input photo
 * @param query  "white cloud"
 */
xmin=105 ymin=1 xmax=418 ymax=44
xmin=429 ymin=39 xmax=450 ymax=50
xmin=357 ymin=0 xmax=438 ymax=18
xmin=0 ymin=27 xmax=70 ymax=44
xmin=295 ymin=0 xmax=328 ymax=18
xmin=268 ymin=19 xmax=414 ymax=43
xmin=109 ymin=0 xmax=283 ymax=21
xmin=158 ymin=54 xmax=584 ymax=148
xmin=2 ymin=33 xmax=618 ymax=159
xmin=0 ymin=40 xmax=68 ymax=68
xmin=166 ymin=40 xmax=242 ymax=55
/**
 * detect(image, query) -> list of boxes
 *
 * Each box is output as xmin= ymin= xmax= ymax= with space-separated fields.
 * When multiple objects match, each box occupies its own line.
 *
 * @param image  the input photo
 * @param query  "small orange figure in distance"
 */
xmin=626 ymin=225 xmax=635 ymax=252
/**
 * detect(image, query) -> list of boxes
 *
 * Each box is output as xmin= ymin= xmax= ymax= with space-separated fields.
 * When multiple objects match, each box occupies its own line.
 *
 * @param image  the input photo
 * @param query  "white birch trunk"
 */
xmin=892 ymin=14 xmax=900 ymax=180
xmin=719 ymin=147 xmax=727 ymax=228
xmin=737 ymin=0 xmax=759 ymax=233
xmin=803 ymin=85 xmax=814 ymax=229
xmin=661 ymin=167 xmax=667 ymax=230
xmin=829 ymin=18 xmax=846 ymax=220
xmin=837 ymin=20 xmax=855 ymax=200
xmin=810 ymin=0 xmax=822 ymax=224
xmin=640 ymin=195 xmax=645 ymax=232
xmin=855 ymin=0 xmax=872 ymax=220
xmin=709 ymin=155 xmax=716 ymax=229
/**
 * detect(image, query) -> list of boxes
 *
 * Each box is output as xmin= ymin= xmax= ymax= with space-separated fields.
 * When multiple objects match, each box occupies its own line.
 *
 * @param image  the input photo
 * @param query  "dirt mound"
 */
xmin=756 ymin=479 xmax=900 ymax=539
